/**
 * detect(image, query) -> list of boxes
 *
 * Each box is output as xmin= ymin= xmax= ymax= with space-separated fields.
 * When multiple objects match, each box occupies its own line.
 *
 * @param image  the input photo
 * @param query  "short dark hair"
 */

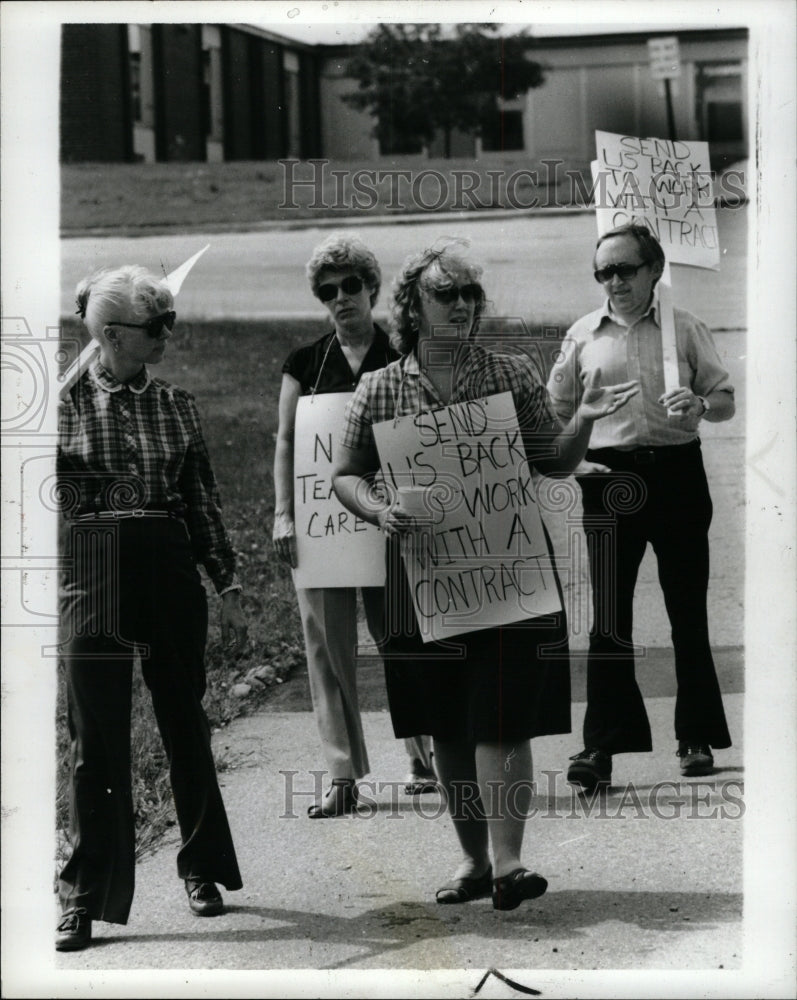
xmin=305 ymin=231 xmax=381 ymax=306
xmin=593 ymin=223 xmax=666 ymax=274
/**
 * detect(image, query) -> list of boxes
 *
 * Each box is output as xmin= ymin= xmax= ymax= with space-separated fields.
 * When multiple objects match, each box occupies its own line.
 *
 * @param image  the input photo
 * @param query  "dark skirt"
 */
xmin=379 ymin=534 xmax=572 ymax=743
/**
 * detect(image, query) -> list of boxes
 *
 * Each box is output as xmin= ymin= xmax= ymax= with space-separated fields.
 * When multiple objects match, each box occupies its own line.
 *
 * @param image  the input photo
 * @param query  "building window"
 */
xmin=696 ymin=62 xmax=744 ymax=145
xmin=201 ymin=25 xmax=223 ymax=158
xmin=128 ymin=24 xmax=142 ymax=123
xmin=127 ymin=24 xmax=155 ymax=162
xmin=283 ymin=50 xmax=302 ymax=159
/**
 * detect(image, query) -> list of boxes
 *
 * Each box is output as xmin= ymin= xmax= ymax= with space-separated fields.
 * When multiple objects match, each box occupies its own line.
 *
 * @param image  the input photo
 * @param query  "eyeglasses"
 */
xmin=108 ymin=310 xmax=176 ymax=337
xmin=593 ymin=262 xmax=650 ymax=284
xmin=426 ymin=283 xmax=481 ymax=304
xmin=317 ymin=276 xmax=365 ymax=302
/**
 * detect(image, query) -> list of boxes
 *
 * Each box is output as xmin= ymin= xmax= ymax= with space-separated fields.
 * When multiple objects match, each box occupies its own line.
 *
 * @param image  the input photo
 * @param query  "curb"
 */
xmin=60 ymin=204 xmax=597 ymax=240
xmin=59 ymin=196 xmax=748 ymax=241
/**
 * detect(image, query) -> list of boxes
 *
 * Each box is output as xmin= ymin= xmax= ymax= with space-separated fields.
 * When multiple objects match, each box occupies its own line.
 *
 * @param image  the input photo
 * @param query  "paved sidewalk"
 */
xmin=53 ymin=693 xmax=744 ymax=992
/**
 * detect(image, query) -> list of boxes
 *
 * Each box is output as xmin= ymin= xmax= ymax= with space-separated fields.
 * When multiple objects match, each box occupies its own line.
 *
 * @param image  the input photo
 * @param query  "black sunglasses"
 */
xmin=317 ymin=276 xmax=365 ymax=302
xmin=593 ymin=262 xmax=650 ymax=284
xmin=108 ymin=310 xmax=177 ymax=337
xmin=427 ymin=283 xmax=481 ymax=304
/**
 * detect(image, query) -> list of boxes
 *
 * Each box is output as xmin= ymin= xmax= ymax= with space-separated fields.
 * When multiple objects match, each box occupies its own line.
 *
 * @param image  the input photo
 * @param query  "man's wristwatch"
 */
xmin=696 ymin=395 xmax=710 ymax=416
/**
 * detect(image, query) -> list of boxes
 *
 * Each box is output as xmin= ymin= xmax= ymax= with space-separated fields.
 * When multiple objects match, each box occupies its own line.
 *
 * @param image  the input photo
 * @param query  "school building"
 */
xmin=60 ymin=23 xmax=749 ymax=167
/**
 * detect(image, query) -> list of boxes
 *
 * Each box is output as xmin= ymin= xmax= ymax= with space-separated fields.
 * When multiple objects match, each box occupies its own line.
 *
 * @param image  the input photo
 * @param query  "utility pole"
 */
xmin=648 ymin=36 xmax=682 ymax=142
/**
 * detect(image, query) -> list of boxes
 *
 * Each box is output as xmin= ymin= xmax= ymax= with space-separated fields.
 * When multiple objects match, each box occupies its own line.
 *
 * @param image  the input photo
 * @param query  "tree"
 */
xmin=342 ymin=24 xmax=545 ymax=158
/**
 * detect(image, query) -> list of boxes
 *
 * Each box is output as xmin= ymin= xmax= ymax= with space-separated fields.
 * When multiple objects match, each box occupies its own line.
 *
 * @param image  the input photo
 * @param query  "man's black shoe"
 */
xmin=567 ymin=748 xmax=612 ymax=791
xmin=55 ymin=907 xmax=92 ymax=951
xmin=677 ymin=742 xmax=714 ymax=776
xmin=185 ymin=879 xmax=224 ymax=916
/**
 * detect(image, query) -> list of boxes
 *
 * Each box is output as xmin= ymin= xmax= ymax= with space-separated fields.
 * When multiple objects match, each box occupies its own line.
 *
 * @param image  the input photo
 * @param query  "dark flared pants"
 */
xmin=577 ymin=440 xmax=731 ymax=755
xmin=58 ymin=517 xmax=242 ymax=924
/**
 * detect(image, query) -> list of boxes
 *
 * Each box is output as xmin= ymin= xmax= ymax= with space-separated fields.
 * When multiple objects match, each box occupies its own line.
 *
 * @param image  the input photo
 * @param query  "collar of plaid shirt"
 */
xmin=89 ymin=358 xmax=152 ymax=394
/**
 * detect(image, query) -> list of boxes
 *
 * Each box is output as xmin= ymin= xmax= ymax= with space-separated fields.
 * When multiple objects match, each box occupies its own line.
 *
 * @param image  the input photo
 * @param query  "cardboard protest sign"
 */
xmin=592 ymin=130 xmax=719 ymax=270
xmin=372 ymin=392 xmax=562 ymax=643
xmin=591 ymin=131 xmax=720 ymax=390
xmin=292 ymin=392 xmax=385 ymax=588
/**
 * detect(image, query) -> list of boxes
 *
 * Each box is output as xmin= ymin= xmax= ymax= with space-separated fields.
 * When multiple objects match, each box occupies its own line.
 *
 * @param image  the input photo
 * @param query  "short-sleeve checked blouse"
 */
xmin=341 ymin=343 xmax=558 ymax=462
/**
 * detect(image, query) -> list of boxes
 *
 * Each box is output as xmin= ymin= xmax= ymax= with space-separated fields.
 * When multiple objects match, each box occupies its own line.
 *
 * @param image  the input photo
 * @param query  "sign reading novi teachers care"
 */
xmin=372 ymin=392 xmax=562 ymax=643
xmin=293 ymin=393 xmax=385 ymax=588
xmin=592 ymin=130 xmax=719 ymax=269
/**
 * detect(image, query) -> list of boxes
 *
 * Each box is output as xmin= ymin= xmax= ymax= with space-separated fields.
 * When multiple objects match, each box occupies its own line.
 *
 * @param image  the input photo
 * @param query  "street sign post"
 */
xmin=648 ymin=36 xmax=681 ymax=141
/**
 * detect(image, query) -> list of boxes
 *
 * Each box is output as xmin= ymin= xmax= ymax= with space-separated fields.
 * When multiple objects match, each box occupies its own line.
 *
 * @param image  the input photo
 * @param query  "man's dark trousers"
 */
xmin=577 ymin=439 xmax=732 ymax=755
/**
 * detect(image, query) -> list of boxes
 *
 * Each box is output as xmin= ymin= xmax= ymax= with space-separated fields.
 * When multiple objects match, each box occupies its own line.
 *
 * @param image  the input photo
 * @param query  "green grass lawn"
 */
xmin=61 ymin=155 xmax=592 ymax=232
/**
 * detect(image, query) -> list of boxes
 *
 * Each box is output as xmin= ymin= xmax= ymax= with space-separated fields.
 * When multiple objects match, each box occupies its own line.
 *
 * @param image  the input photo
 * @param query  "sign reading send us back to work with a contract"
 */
xmin=372 ymin=392 xmax=562 ymax=643
xmin=293 ymin=393 xmax=385 ymax=588
xmin=593 ymin=130 xmax=719 ymax=269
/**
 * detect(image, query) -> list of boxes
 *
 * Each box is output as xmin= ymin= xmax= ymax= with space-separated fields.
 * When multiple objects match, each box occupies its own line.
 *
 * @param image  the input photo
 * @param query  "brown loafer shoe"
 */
xmin=56 ymin=907 xmax=92 ymax=951
xmin=677 ymin=742 xmax=714 ymax=776
xmin=185 ymin=879 xmax=224 ymax=916
xmin=567 ymin=748 xmax=612 ymax=792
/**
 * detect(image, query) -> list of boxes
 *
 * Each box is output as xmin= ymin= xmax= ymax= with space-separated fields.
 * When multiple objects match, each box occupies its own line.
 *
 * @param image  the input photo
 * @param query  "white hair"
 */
xmin=75 ymin=265 xmax=174 ymax=338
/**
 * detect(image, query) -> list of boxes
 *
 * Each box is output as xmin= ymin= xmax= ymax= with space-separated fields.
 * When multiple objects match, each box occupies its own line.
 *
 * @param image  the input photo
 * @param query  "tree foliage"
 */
xmin=342 ymin=24 xmax=545 ymax=156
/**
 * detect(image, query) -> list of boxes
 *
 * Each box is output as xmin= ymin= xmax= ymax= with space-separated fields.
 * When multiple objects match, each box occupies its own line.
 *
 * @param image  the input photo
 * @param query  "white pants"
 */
xmin=295 ymin=587 xmax=431 ymax=780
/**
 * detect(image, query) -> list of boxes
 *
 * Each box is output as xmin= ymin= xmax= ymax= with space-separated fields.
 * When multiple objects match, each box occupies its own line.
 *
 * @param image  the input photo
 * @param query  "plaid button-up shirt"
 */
xmin=58 ymin=359 xmax=239 ymax=594
xmin=341 ymin=344 xmax=557 ymax=461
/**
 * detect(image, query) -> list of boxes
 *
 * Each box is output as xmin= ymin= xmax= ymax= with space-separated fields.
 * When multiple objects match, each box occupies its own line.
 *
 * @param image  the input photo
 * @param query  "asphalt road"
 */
xmin=60 ymin=206 xmax=748 ymax=331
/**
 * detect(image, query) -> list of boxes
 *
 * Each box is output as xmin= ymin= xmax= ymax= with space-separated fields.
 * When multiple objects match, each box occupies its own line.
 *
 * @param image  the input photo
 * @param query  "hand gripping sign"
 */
xmin=372 ymin=391 xmax=562 ymax=643
xmin=292 ymin=392 xmax=385 ymax=588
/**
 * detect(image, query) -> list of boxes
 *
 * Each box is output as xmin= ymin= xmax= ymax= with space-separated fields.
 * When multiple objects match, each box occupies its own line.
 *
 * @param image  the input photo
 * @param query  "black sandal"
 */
xmin=436 ymin=867 xmax=493 ymax=904
xmin=307 ymin=778 xmax=358 ymax=819
xmin=492 ymin=868 xmax=548 ymax=911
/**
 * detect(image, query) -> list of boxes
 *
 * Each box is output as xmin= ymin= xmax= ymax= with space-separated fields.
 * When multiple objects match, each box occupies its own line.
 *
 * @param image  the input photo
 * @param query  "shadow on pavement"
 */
xmin=98 ymin=889 xmax=741 ymax=969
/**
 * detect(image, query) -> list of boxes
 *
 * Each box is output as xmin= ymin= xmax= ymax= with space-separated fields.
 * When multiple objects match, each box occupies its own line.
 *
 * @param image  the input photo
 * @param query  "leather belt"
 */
xmin=588 ymin=440 xmax=700 ymax=467
xmin=73 ymin=509 xmax=183 ymax=521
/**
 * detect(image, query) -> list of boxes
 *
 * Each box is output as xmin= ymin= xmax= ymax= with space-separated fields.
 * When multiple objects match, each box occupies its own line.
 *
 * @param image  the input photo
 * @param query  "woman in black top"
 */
xmin=272 ymin=233 xmax=434 ymax=818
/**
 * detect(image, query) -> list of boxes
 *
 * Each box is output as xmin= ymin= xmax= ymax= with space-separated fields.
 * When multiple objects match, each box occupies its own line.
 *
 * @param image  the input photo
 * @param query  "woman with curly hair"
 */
xmin=272 ymin=232 xmax=435 ymax=819
xmin=333 ymin=240 xmax=638 ymax=909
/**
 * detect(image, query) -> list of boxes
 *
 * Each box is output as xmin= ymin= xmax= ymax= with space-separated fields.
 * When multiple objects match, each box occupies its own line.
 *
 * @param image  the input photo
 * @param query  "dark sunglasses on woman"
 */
xmin=428 ymin=283 xmax=481 ymax=304
xmin=317 ymin=276 xmax=365 ymax=302
xmin=108 ymin=310 xmax=177 ymax=337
